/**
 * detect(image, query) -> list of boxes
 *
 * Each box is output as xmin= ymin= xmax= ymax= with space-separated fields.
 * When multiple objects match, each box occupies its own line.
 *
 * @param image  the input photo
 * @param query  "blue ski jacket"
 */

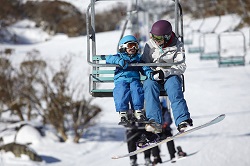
xmin=106 ymin=52 xmax=152 ymax=83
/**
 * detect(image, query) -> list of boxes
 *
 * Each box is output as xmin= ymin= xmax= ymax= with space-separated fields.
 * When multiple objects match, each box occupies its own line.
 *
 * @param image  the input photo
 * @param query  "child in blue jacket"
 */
xmin=106 ymin=35 xmax=153 ymax=125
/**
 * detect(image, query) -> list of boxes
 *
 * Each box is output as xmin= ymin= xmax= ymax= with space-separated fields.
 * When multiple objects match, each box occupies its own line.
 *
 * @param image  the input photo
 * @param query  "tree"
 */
xmin=0 ymin=50 xmax=101 ymax=143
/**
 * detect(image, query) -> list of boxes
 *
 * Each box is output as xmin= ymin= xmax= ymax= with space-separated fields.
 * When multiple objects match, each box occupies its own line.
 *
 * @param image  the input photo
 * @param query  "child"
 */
xmin=106 ymin=35 xmax=153 ymax=125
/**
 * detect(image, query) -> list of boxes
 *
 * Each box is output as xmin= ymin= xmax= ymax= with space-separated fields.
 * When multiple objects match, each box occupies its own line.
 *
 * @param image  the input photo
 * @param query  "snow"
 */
xmin=1 ymin=5 xmax=250 ymax=166
xmin=5 ymin=19 xmax=50 ymax=44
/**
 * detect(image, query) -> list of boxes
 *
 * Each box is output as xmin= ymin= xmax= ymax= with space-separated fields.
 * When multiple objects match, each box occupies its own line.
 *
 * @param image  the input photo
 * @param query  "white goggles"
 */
xmin=121 ymin=42 xmax=139 ymax=50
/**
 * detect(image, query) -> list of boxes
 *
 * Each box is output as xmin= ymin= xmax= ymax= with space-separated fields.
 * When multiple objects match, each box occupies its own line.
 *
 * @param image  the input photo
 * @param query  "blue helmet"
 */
xmin=118 ymin=35 xmax=138 ymax=53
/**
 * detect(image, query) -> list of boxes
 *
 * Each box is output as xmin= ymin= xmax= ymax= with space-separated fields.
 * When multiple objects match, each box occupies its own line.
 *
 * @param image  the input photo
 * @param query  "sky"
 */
xmin=1 ymin=1 xmax=250 ymax=166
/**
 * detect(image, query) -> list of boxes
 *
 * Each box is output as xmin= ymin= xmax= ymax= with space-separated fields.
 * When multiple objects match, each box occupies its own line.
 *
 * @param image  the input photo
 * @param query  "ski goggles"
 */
xmin=123 ymin=42 xmax=139 ymax=50
xmin=152 ymin=33 xmax=172 ymax=41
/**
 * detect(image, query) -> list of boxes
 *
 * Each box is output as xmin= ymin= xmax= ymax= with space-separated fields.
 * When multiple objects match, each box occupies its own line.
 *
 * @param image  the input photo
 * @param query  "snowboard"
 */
xmin=112 ymin=114 xmax=225 ymax=159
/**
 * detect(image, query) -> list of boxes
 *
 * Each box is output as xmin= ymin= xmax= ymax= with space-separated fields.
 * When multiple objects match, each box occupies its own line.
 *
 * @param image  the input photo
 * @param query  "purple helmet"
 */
xmin=150 ymin=20 xmax=172 ymax=36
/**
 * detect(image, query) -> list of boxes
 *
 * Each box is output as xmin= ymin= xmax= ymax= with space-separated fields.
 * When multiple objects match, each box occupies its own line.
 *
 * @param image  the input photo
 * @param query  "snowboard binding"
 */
xmin=136 ymin=133 xmax=160 ymax=148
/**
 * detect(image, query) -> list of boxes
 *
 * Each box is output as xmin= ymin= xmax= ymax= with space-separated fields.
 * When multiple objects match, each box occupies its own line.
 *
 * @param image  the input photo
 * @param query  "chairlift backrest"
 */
xmin=218 ymin=30 xmax=246 ymax=67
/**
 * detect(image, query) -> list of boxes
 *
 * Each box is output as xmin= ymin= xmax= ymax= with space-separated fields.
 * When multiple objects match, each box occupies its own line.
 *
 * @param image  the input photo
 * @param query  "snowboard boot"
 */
xmin=177 ymin=118 xmax=193 ymax=132
xmin=134 ymin=110 xmax=147 ymax=122
xmin=145 ymin=158 xmax=152 ymax=166
xmin=130 ymin=159 xmax=138 ymax=166
xmin=118 ymin=112 xmax=129 ymax=126
xmin=136 ymin=133 xmax=160 ymax=148
xmin=177 ymin=146 xmax=187 ymax=157
xmin=145 ymin=119 xmax=162 ymax=134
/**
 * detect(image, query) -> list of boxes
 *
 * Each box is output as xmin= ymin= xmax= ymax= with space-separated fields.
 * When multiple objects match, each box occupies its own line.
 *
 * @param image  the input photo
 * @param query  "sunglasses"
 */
xmin=123 ymin=42 xmax=139 ymax=50
xmin=152 ymin=33 xmax=172 ymax=41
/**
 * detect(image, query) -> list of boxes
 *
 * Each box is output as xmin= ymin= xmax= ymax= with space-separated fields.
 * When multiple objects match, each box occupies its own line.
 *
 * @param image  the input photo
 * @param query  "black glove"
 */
xmin=151 ymin=70 xmax=165 ymax=84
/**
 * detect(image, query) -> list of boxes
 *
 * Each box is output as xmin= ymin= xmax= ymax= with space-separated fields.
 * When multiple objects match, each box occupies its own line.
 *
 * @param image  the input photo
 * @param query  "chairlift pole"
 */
xmin=174 ymin=0 xmax=179 ymax=37
xmin=178 ymin=2 xmax=184 ymax=43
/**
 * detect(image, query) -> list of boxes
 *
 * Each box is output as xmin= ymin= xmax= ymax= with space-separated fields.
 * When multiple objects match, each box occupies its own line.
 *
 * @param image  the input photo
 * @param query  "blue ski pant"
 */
xmin=143 ymin=75 xmax=190 ymax=126
xmin=113 ymin=80 xmax=144 ymax=112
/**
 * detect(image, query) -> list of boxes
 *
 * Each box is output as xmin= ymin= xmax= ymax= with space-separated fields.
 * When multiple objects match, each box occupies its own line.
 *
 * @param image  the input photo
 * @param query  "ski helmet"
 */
xmin=150 ymin=20 xmax=172 ymax=36
xmin=118 ymin=35 xmax=139 ymax=53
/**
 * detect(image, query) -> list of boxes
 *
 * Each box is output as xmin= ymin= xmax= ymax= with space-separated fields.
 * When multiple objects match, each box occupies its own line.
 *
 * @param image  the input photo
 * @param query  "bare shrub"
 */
xmin=0 ymin=50 xmax=101 ymax=143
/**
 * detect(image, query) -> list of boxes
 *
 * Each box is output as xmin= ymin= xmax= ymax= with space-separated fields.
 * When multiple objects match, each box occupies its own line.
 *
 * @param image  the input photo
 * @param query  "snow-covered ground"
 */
xmin=1 ymin=2 xmax=250 ymax=166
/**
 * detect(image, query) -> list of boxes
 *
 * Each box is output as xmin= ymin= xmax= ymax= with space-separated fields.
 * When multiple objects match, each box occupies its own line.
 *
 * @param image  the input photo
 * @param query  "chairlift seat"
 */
xmin=188 ymin=46 xmax=204 ymax=54
xmin=90 ymin=55 xmax=184 ymax=97
xmin=199 ymin=33 xmax=220 ymax=60
xmin=218 ymin=56 xmax=245 ymax=67
xmin=184 ymin=39 xmax=193 ymax=45
xmin=200 ymin=52 xmax=220 ymax=60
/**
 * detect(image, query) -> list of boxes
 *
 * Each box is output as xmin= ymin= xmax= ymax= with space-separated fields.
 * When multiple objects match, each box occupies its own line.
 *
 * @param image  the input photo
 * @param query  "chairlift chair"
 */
xmin=86 ymin=0 xmax=186 ymax=98
xmin=199 ymin=16 xmax=221 ymax=60
xmin=218 ymin=30 xmax=246 ymax=67
xmin=184 ymin=26 xmax=193 ymax=45
xmin=199 ymin=33 xmax=220 ymax=60
xmin=187 ymin=18 xmax=205 ymax=54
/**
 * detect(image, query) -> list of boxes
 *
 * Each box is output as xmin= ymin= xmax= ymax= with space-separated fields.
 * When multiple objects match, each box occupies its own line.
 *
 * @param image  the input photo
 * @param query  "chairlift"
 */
xmin=86 ymin=0 xmax=186 ymax=97
xmin=183 ymin=17 xmax=194 ymax=45
xmin=199 ymin=16 xmax=221 ymax=60
xmin=249 ymin=27 xmax=250 ymax=47
xmin=184 ymin=26 xmax=193 ymax=45
xmin=199 ymin=33 xmax=220 ymax=60
xmin=187 ymin=18 xmax=205 ymax=54
xmin=218 ymin=30 xmax=246 ymax=67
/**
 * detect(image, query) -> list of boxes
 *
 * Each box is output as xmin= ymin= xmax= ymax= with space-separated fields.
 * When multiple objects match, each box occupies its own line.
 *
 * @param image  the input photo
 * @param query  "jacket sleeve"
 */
xmin=138 ymin=53 xmax=153 ymax=78
xmin=106 ymin=54 xmax=122 ymax=65
xmin=163 ymin=41 xmax=186 ymax=77
xmin=142 ymin=66 xmax=153 ymax=78
xmin=173 ymin=41 xmax=186 ymax=72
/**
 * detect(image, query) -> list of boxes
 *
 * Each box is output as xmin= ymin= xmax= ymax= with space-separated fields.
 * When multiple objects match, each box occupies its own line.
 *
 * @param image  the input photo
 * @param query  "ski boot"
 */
xmin=134 ymin=109 xmax=147 ymax=122
xmin=118 ymin=112 xmax=129 ymax=126
xmin=145 ymin=119 xmax=162 ymax=134
xmin=177 ymin=146 xmax=187 ymax=157
xmin=177 ymin=118 xmax=193 ymax=132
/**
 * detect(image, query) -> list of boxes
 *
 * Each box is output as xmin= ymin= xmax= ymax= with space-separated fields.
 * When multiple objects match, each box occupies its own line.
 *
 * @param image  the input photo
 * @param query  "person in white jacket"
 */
xmin=141 ymin=20 xmax=193 ymax=133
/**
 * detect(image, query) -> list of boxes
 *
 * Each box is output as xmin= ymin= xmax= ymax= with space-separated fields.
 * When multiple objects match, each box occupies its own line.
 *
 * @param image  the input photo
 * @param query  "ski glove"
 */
xmin=118 ymin=59 xmax=128 ymax=69
xmin=151 ymin=70 xmax=164 ymax=80
xmin=151 ymin=70 xmax=165 ymax=84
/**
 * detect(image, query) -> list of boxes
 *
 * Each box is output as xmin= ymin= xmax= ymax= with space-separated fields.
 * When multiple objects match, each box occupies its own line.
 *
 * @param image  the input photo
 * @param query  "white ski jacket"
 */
xmin=141 ymin=37 xmax=186 ymax=78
